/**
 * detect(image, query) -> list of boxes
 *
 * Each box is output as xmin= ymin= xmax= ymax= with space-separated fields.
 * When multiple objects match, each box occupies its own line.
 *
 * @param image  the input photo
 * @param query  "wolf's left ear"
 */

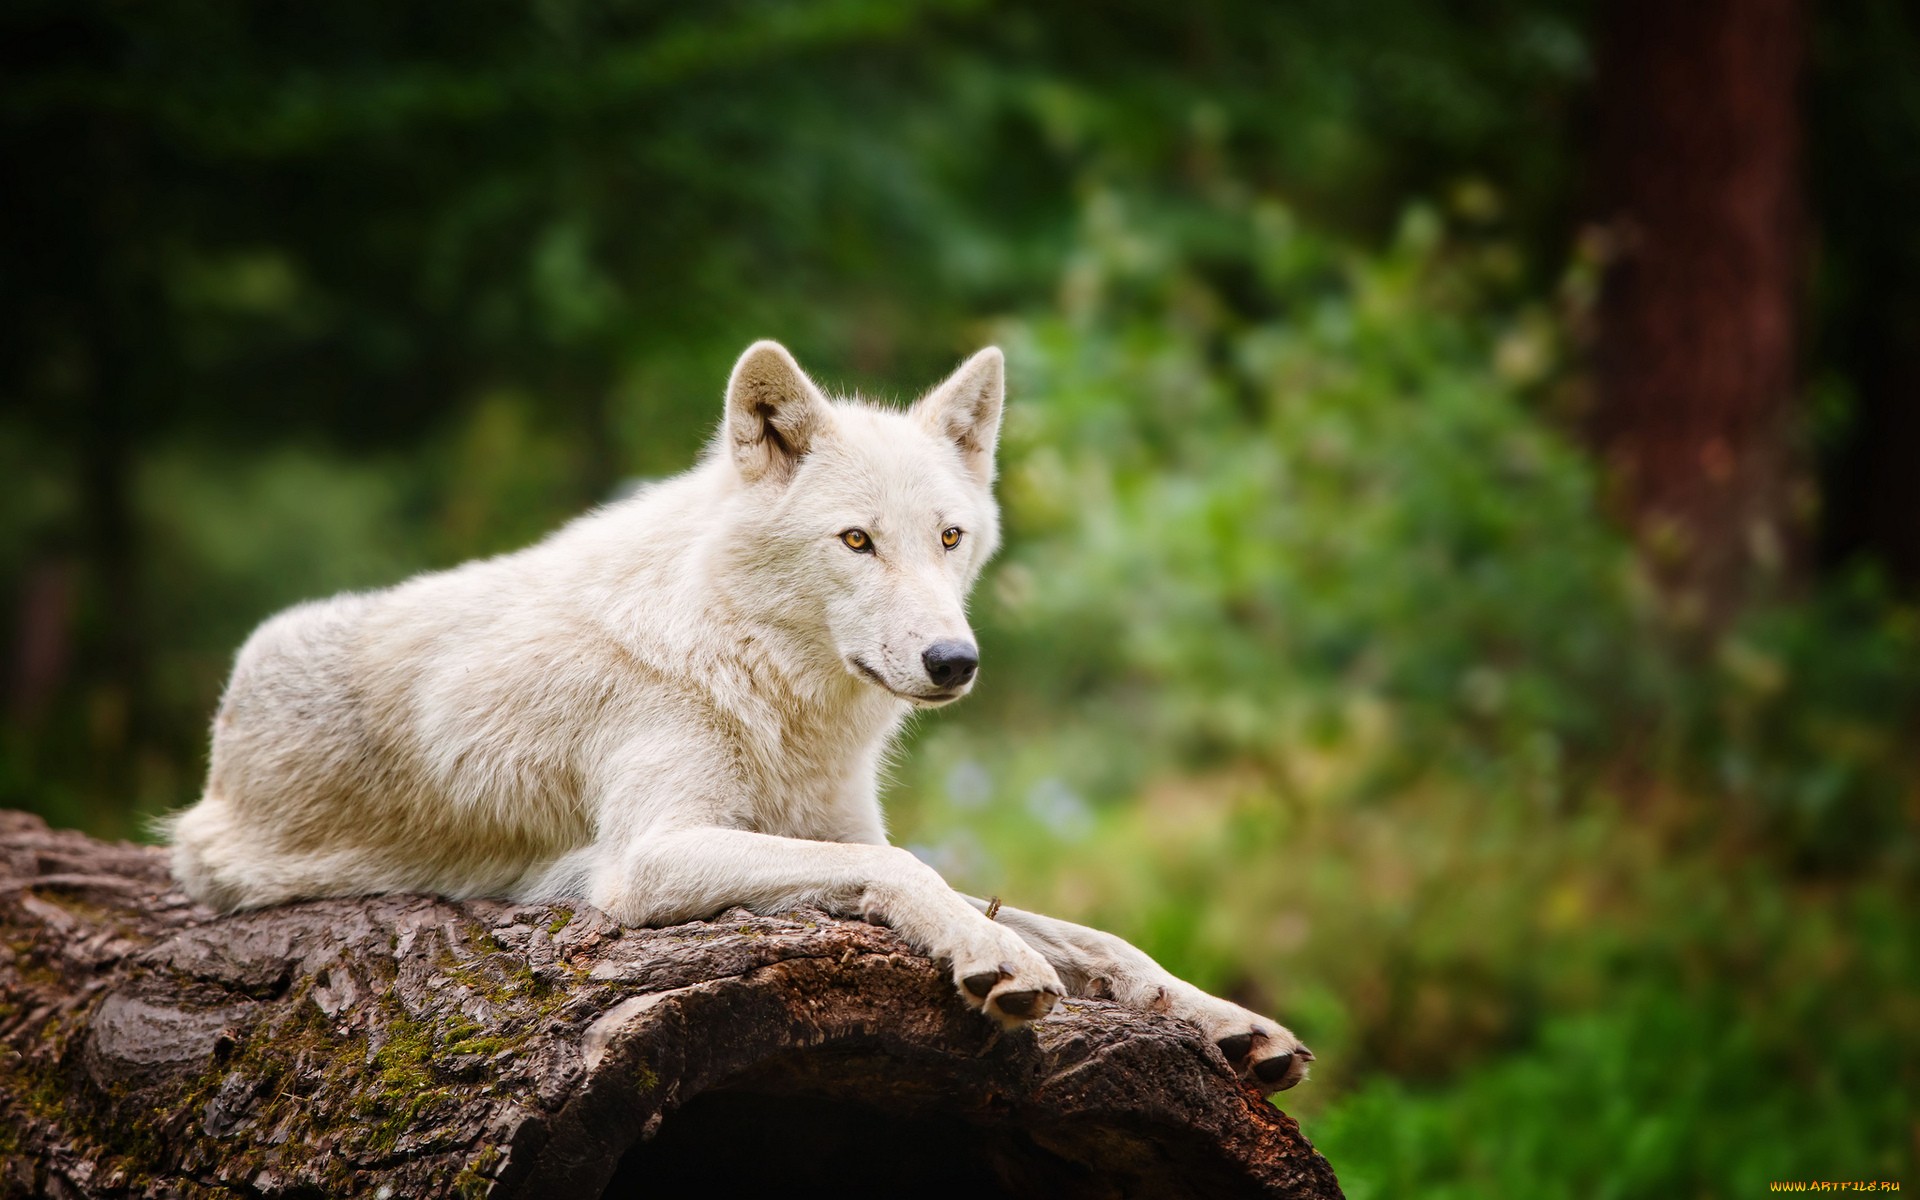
xmin=726 ymin=340 xmax=833 ymax=485
xmin=914 ymin=347 xmax=1004 ymax=487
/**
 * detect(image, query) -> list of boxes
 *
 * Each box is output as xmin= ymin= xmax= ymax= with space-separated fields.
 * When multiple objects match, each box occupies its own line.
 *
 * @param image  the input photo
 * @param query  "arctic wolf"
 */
xmin=166 ymin=341 xmax=1311 ymax=1089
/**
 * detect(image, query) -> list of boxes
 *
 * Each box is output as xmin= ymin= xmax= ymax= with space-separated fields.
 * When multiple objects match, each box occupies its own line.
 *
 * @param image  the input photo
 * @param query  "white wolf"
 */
xmin=165 ymin=341 xmax=1311 ymax=1089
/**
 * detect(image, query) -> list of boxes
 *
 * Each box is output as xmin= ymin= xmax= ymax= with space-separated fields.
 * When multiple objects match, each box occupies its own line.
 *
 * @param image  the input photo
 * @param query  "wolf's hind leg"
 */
xmin=964 ymin=896 xmax=1312 ymax=1090
xmin=162 ymin=794 xmax=257 ymax=912
xmin=164 ymin=794 xmax=395 ymax=912
xmin=589 ymin=827 xmax=1065 ymax=1026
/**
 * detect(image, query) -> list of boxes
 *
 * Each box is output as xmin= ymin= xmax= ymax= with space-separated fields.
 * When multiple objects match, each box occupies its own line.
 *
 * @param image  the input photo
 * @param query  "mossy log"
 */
xmin=0 ymin=811 xmax=1343 ymax=1198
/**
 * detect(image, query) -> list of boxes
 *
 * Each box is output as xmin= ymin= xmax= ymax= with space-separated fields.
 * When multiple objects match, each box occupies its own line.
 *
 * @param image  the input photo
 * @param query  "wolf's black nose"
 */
xmin=923 ymin=641 xmax=979 ymax=689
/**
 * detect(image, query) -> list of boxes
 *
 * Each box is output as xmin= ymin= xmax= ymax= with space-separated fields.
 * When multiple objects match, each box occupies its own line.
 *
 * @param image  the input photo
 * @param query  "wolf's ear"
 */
xmin=726 ymin=340 xmax=832 ymax=484
xmin=914 ymin=347 xmax=1004 ymax=487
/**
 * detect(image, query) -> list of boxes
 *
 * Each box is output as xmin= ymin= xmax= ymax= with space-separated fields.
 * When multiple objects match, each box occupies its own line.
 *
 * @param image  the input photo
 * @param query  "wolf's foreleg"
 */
xmin=587 ymin=827 xmax=1063 ymax=1025
xmin=964 ymin=897 xmax=1311 ymax=1089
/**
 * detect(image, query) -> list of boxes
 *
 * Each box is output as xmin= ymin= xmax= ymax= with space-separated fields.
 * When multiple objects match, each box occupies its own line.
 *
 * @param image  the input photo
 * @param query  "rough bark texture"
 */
xmin=1592 ymin=0 xmax=1807 ymax=626
xmin=0 ymin=812 xmax=1343 ymax=1199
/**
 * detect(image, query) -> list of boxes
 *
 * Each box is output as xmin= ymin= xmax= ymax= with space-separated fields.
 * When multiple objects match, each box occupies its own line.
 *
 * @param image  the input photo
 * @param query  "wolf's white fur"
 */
xmin=165 ymin=341 xmax=1309 ymax=1086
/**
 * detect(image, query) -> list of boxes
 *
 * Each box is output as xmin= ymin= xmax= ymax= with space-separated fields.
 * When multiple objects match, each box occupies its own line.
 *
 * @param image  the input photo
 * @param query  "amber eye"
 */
xmin=840 ymin=529 xmax=873 ymax=553
xmin=941 ymin=527 xmax=963 ymax=550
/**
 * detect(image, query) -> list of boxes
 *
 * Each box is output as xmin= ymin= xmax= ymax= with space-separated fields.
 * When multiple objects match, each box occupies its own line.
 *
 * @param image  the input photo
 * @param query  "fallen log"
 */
xmin=0 ymin=811 xmax=1343 ymax=1198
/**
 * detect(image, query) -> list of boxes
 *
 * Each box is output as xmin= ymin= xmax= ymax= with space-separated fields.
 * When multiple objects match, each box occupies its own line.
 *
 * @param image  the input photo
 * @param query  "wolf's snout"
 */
xmin=922 ymin=641 xmax=979 ymax=689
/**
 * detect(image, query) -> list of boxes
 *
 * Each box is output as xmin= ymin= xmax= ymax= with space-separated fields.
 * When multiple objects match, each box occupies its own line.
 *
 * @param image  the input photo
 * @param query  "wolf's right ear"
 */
xmin=726 ymin=340 xmax=832 ymax=485
xmin=914 ymin=347 xmax=1005 ymax=488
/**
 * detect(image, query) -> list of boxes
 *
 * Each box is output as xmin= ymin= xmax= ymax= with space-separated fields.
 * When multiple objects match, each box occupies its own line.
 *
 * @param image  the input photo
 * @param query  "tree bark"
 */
xmin=0 ymin=812 xmax=1343 ymax=1199
xmin=1592 ymin=0 xmax=1807 ymax=627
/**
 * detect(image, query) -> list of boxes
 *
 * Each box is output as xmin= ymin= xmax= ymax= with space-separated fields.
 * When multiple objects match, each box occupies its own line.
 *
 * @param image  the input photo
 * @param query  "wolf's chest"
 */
xmin=715 ymin=700 xmax=891 ymax=841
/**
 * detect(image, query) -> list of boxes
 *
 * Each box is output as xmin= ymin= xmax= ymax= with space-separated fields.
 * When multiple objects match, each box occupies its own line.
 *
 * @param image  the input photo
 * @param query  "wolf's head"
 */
xmin=717 ymin=340 xmax=1004 ymax=707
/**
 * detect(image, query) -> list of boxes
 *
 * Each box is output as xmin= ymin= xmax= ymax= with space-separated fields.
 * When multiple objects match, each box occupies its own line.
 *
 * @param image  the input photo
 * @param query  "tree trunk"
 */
xmin=1592 ymin=0 xmax=1807 ymax=627
xmin=1807 ymin=0 xmax=1920 ymax=590
xmin=0 ymin=812 xmax=1343 ymax=1199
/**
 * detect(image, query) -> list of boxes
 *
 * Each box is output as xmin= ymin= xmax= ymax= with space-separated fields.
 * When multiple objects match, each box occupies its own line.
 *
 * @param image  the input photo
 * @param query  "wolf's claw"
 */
xmin=1253 ymin=1052 xmax=1296 ymax=1086
xmin=963 ymin=968 xmax=1008 ymax=999
xmin=1210 ymin=1021 xmax=1312 ymax=1091
xmin=990 ymin=987 xmax=1058 ymax=1021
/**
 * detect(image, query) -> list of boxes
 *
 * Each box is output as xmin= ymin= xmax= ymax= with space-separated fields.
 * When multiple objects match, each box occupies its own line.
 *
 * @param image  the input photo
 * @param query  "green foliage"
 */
xmin=974 ymin=194 xmax=1655 ymax=797
xmin=1701 ymin=575 xmax=1920 ymax=870
xmin=1313 ymin=872 xmax=1917 ymax=1198
xmin=889 ymin=186 xmax=1918 ymax=1190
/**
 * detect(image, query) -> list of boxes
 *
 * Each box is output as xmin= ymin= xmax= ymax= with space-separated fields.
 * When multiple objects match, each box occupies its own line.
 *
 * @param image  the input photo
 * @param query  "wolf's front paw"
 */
xmin=1179 ymin=993 xmax=1313 ymax=1091
xmin=949 ymin=928 xmax=1064 ymax=1028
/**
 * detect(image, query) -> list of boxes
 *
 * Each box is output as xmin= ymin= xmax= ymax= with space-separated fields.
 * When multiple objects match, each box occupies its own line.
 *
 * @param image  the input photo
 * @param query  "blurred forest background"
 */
xmin=3 ymin=0 xmax=1916 ymax=1192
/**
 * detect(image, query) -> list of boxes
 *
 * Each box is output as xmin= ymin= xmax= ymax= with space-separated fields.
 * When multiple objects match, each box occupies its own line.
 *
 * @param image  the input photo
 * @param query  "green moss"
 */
xmin=12 ymin=952 xmax=67 ymax=994
xmin=429 ymin=1014 xmax=510 ymax=1059
xmin=349 ymin=1015 xmax=450 ymax=1157
xmin=17 ymin=1066 xmax=69 ymax=1123
xmin=369 ymin=1015 xmax=437 ymax=1094
xmin=27 ymin=889 xmax=129 ymax=931
xmin=0 ymin=999 xmax=176 ymax=1192
xmin=0 ymin=921 xmax=589 ymax=1188
xmin=546 ymin=908 xmax=575 ymax=935
xmin=447 ymin=1032 xmax=513 ymax=1058
xmin=453 ymin=1145 xmax=505 ymax=1198
xmin=438 ymin=938 xmax=572 ymax=1018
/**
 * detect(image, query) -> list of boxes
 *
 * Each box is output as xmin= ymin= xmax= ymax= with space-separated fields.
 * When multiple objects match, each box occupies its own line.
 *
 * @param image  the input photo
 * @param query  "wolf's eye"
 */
xmin=840 ymin=529 xmax=874 ymax=553
xmin=941 ymin=527 xmax=963 ymax=550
